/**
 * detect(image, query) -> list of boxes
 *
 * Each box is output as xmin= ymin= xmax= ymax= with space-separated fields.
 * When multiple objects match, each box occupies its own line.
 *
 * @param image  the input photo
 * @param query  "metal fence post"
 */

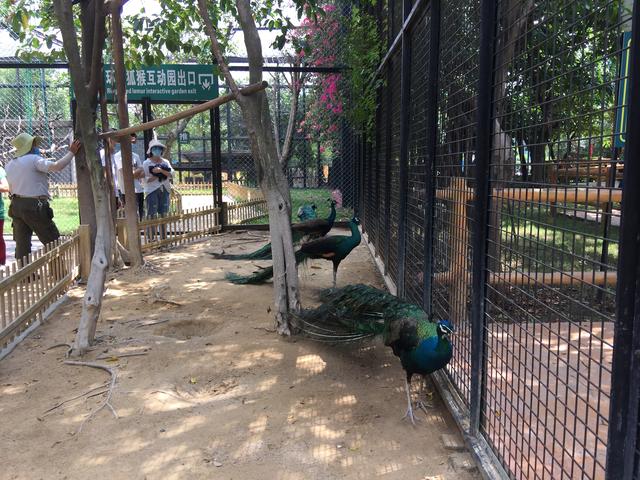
xmin=607 ymin=0 xmax=640 ymax=476
xmin=423 ymin=0 xmax=441 ymax=316
xmin=469 ymin=0 xmax=498 ymax=436
xmin=396 ymin=0 xmax=412 ymax=298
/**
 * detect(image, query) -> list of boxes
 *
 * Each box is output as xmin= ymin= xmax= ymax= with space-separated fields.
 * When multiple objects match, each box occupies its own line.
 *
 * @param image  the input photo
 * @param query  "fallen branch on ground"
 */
xmin=134 ymin=319 xmax=169 ymax=328
xmin=63 ymin=361 xmax=118 ymax=434
xmin=95 ymin=351 xmax=149 ymax=360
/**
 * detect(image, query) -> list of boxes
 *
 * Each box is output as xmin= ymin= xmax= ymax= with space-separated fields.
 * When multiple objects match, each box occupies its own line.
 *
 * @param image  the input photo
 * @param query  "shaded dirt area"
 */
xmin=0 ymin=229 xmax=478 ymax=480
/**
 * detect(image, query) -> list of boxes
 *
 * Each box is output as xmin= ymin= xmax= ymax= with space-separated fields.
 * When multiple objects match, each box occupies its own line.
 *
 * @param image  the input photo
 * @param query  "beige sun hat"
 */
xmin=147 ymin=139 xmax=166 ymax=155
xmin=11 ymin=132 xmax=41 ymax=157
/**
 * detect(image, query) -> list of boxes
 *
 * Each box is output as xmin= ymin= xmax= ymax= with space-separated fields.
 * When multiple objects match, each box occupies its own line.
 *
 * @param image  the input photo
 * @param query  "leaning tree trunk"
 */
xmin=53 ymin=0 xmax=113 ymax=356
xmin=197 ymin=0 xmax=301 ymax=333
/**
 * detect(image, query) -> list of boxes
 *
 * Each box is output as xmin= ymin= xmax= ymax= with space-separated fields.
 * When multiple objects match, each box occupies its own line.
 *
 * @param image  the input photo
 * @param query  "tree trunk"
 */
xmin=197 ymin=0 xmax=301 ymax=333
xmin=239 ymin=91 xmax=301 ymax=331
xmin=53 ymin=0 xmax=113 ymax=356
xmin=111 ymin=0 xmax=143 ymax=266
xmin=71 ymin=105 xmax=113 ymax=355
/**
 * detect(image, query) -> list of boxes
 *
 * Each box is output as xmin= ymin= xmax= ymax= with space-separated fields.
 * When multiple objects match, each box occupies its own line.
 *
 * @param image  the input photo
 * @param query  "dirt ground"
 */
xmin=0 ymin=229 xmax=479 ymax=480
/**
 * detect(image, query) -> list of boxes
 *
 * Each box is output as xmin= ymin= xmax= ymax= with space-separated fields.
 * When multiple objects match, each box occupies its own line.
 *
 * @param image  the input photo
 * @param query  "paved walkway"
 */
xmin=3 ymin=235 xmax=43 ymax=266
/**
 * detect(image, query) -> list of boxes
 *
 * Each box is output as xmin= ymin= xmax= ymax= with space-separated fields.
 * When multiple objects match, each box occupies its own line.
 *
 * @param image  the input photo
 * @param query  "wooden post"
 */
xmin=78 ymin=225 xmax=92 ymax=282
xmin=110 ymin=0 xmax=143 ymax=266
xmin=449 ymin=177 xmax=471 ymax=326
xmin=221 ymin=201 xmax=229 ymax=229
xmin=116 ymin=218 xmax=128 ymax=251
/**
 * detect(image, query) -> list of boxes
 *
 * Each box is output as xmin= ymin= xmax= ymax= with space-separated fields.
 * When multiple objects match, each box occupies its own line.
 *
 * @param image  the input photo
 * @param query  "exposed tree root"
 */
xmin=63 ymin=360 xmax=118 ymax=434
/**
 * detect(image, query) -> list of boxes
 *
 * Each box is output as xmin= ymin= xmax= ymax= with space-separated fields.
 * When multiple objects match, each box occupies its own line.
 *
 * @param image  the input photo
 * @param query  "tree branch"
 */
xmin=196 ymin=0 xmax=240 ymax=95
xmin=235 ymin=0 xmax=263 ymax=86
xmin=53 ymin=0 xmax=88 ymax=106
xmin=87 ymin=0 xmax=106 ymax=100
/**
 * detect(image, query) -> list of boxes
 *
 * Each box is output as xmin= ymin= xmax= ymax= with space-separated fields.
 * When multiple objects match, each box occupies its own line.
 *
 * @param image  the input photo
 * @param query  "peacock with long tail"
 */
xmin=292 ymin=284 xmax=454 ymax=424
xmin=225 ymin=216 xmax=361 ymax=287
xmin=210 ymin=199 xmax=337 ymax=261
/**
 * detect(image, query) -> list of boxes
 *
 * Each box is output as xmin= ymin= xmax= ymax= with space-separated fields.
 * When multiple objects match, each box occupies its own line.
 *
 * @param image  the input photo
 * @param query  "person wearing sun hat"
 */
xmin=5 ymin=132 xmax=81 ymax=263
xmin=142 ymin=138 xmax=173 ymax=219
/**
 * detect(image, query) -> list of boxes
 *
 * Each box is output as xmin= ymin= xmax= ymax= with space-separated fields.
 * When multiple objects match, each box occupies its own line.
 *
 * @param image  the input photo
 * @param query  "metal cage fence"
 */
xmin=360 ymin=0 xmax=640 ymax=478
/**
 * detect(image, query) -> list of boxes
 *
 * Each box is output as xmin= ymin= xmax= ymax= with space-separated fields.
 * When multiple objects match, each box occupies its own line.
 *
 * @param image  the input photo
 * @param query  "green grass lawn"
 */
xmin=243 ymin=188 xmax=355 ymax=225
xmin=5 ymin=197 xmax=80 ymax=236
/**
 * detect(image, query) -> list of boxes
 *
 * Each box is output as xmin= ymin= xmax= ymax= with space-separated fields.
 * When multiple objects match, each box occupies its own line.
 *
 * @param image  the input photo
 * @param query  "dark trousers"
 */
xmin=9 ymin=197 xmax=60 ymax=263
xmin=118 ymin=191 xmax=146 ymax=220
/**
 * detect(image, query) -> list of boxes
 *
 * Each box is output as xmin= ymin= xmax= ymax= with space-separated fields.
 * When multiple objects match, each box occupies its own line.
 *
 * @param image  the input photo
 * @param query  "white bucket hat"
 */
xmin=12 ymin=133 xmax=41 ymax=157
xmin=147 ymin=139 xmax=166 ymax=155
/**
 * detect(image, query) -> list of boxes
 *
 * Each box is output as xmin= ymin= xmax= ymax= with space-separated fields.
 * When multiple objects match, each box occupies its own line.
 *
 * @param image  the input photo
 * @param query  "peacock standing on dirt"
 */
xmin=293 ymin=284 xmax=454 ymax=424
xmin=225 ymin=216 xmax=361 ymax=287
xmin=210 ymin=199 xmax=337 ymax=261
xmin=297 ymin=203 xmax=317 ymax=221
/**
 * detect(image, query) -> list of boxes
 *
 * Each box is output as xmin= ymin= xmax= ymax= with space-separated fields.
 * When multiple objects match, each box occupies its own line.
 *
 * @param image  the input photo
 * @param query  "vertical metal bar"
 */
xmin=395 ymin=0 xmax=413 ymax=298
xmin=469 ymin=0 xmax=498 ymax=435
xmin=142 ymin=97 xmax=152 ymax=154
xmin=423 ymin=0 xmax=441 ymax=317
xmin=607 ymin=1 xmax=640 ymax=476
xmin=384 ymin=59 xmax=393 ymax=274
xmin=210 ymin=107 xmax=221 ymax=210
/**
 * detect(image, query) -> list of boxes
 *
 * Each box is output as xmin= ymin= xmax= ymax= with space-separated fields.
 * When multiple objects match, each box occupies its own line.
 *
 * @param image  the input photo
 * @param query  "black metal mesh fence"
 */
xmin=360 ymin=0 xmax=636 ymax=478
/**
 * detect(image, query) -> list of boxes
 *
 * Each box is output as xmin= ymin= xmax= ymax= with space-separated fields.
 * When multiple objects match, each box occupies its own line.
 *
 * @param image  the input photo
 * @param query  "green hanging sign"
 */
xmin=103 ymin=64 xmax=219 ymax=102
xmin=615 ymin=32 xmax=632 ymax=148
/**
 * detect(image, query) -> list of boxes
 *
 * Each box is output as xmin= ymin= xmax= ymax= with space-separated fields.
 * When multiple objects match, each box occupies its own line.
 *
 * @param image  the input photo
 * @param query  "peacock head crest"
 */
xmin=326 ymin=198 xmax=338 ymax=207
xmin=437 ymin=319 xmax=454 ymax=337
xmin=351 ymin=216 xmax=361 ymax=225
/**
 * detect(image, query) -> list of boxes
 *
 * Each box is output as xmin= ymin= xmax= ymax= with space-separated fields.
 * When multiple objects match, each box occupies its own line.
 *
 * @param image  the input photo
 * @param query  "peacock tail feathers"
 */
xmin=292 ymin=284 xmax=426 ymax=342
xmin=225 ymin=265 xmax=275 ymax=284
xmin=210 ymin=230 xmax=309 ymax=262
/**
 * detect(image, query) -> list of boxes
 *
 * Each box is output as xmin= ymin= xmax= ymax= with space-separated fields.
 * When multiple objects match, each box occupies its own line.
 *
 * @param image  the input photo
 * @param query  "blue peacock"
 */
xmin=210 ymin=199 xmax=337 ymax=261
xmin=293 ymin=284 xmax=454 ymax=424
xmin=225 ymin=216 xmax=361 ymax=288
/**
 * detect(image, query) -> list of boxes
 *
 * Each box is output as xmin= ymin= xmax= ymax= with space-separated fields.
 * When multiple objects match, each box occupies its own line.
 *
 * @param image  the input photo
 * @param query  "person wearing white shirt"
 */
xmin=5 ymin=132 xmax=81 ymax=262
xmin=143 ymin=139 xmax=173 ymax=219
xmin=99 ymin=134 xmax=119 ymax=202
xmin=115 ymin=133 xmax=145 ymax=219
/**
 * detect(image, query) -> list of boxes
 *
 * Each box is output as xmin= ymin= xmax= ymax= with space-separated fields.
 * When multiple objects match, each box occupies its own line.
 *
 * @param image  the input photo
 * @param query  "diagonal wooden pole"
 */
xmin=100 ymin=81 xmax=268 ymax=140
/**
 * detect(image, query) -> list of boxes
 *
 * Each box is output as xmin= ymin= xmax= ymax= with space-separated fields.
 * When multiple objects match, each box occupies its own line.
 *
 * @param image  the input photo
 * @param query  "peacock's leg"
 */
xmin=332 ymin=264 xmax=338 ymax=289
xmin=414 ymin=376 xmax=434 ymax=413
xmin=402 ymin=377 xmax=420 ymax=425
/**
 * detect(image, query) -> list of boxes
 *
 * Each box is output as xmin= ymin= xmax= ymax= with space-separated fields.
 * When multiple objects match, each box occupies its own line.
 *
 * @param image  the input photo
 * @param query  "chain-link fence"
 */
xmin=360 ymin=0 xmax=637 ymax=478
xmin=0 ymin=64 xmax=77 ymax=236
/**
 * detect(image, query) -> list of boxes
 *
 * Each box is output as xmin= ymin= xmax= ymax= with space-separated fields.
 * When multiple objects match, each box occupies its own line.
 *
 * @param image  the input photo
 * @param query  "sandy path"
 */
xmin=0 ymin=230 xmax=478 ymax=480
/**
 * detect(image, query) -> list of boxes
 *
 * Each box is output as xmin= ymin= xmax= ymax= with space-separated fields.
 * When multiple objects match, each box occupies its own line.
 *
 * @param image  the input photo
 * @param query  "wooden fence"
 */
xmin=0 ymin=230 xmax=84 ymax=355
xmin=119 ymin=206 xmax=222 ymax=253
xmin=227 ymin=199 xmax=268 ymax=224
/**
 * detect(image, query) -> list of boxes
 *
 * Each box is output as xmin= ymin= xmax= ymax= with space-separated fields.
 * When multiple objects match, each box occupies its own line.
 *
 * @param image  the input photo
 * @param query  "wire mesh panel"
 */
xmin=481 ymin=1 xmax=627 ymax=478
xmin=218 ymin=69 xmax=357 ymax=225
xmin=431 ymin=0 xmax=481 ymax=407
xmin=403 ymin=7 xmax=431 ymax=307
xmin=387 ymin=52 xmax=402 ymax=284
xmin=376 ymin=64 xmax=389 ymax=267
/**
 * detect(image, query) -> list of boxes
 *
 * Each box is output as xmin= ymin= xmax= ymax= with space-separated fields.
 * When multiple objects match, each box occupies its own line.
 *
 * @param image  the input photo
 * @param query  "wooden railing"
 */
xmin=227 ymin=199 xmax=268 ymax=224
xmin=119 ymin=206 xmax=222 ymax=253
xmin=0 ymin=231 xmax=83 ymax=354
xmin=50 ymin=183 xmax=80 ymax=198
